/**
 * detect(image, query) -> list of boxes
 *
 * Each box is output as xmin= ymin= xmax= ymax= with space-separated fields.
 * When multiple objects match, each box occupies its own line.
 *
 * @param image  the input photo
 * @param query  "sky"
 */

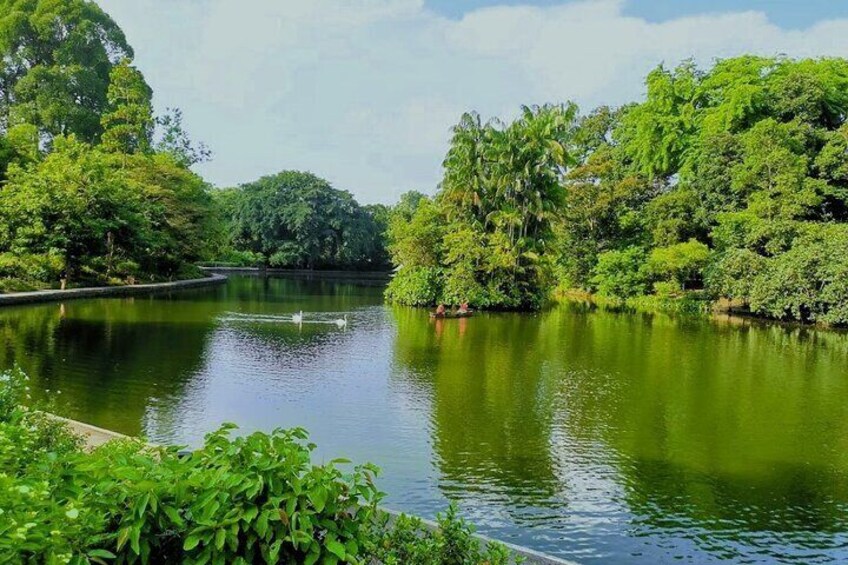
xmin=96 ymin=0 xmax=848 ymax=204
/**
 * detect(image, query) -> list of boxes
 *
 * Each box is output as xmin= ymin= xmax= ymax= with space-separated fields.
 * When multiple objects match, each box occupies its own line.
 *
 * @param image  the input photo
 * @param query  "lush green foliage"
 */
xmin=371 ymin=507 xmax=512 ymax=565
xmin=0 ymin=370 xmax=513 ymax=564
xmin=387 ymin=56 xmax=848 ymax=322
xmin=0 ymin=0 xmax=132 ymax=143
xmin=0 ymin=137 xmax=214 ymax=286
xmin=613 ymin=57 xmax=848 ymax=323
xmin=387 ymin=105 xmax=576 ymax=310
xmin=222 ymin=171 xmax=390 ymax=270
xmin=590 ymin=247 xmax=649 ymax=299
xmin=0 ymin=1 xmax=216 ymax=290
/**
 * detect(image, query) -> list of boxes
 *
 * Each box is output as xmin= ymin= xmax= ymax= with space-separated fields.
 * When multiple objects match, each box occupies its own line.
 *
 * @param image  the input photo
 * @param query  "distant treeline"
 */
xmin=212 ymin=172 xmax=390 ymax=271
xmin=387 ymin=56 xmax=848 ymax=324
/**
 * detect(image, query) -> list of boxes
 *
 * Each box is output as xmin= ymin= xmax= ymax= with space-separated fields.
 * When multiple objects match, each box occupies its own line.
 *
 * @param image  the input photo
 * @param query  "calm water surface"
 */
xmin=4 ymin=274 xmax=848 ymax=564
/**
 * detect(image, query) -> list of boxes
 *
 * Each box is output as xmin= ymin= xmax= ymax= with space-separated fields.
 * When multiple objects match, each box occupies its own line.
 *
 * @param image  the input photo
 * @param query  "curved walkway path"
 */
xmin=0 ymin=273 xmax=227 ymax=306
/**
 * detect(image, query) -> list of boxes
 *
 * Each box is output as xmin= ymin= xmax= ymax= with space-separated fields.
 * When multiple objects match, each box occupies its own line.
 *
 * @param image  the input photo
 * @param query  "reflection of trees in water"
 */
xmin=212 ymin=274 xmax=386 ymax=310
xmin=389 ymin=306 xmax=561 ymax=509
xmin=0 ymin=300 xmax=215 ymax=435
xmin=390 ymin=302 xmax=848 ymax=547
xmin=546 ymin=305 xmax=848 ymax=550
xmin=0 ymin=274 xmax=385 ymax=439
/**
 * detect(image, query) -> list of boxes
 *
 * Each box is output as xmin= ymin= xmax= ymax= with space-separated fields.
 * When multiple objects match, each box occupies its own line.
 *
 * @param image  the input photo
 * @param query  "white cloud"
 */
xmin=97 ymin=0 xmax=848 ymax=203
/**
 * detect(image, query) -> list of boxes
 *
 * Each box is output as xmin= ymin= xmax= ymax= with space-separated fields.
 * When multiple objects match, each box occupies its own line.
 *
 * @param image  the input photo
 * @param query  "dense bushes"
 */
xmin=383 ymin=56 xmax=848 ymax=322
xmin=0 ymin=370 xmax=512 ymax=564
xmin=0 ymin=137 xmax=215 ymax=288
xmin=551 ymin=56 xmax=848 ymax=324
xmin=709 ymin=222 xmax=848 ymax=324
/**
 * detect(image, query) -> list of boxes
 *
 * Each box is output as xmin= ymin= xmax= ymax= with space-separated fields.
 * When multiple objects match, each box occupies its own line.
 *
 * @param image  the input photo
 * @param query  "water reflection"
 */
xmin=2 ymin=276 xmax=848 ymax=563
xmin=388 ymin=304 xmax=848 ymax=562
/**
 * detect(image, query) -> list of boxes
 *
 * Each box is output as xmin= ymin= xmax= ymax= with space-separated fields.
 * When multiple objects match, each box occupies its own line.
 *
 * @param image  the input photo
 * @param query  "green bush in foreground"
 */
xmin=0 ymin=370 xmax=512 ymax=565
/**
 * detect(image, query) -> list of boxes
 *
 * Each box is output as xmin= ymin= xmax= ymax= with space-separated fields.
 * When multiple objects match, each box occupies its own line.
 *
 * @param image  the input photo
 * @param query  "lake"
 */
xmin=4 ymin=274 xmax=848 ymax=564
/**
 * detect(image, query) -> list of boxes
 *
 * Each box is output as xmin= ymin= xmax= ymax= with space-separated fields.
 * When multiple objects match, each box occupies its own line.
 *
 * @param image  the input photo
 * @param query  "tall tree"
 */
xmin=100 ymin=59 xmax=154 ymax=154
xmin=0 ymin=0 xmax=133 ymax=142
xmin=388 ymin=105 xmax=577 ymax=309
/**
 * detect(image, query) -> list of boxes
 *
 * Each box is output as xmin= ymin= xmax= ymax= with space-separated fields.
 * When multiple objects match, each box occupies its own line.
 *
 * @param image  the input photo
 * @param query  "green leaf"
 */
xmin=326 ymin=539 xmax=346 ymax=560
xmin=309 ymin=486 xmax=327 ymax=512
xmin=184 ymin=534 xmax=202 ymax=551
xmin=304 ymin=549 xmax=321 ymax=565
xmin=116 ymin=528 xmax=130 ymax=550
xmin=163 ymin=505 xmax=184 ymax=527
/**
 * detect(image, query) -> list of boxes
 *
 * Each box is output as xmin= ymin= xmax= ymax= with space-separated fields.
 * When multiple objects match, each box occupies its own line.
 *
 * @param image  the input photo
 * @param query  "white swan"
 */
xmin=292 ymin=311 xmax=303 ymax=324
xmin=334 ymin=314 xmax=347 ymax=328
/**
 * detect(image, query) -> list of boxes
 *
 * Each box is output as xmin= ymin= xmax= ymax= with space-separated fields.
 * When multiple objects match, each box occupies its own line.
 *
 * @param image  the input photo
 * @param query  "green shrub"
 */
xmin=0 ymin=370 xmax=516 ymax=564
xmin=370 ymin=505 xmax=514 ymax=565
xmin=707 ymin=223 xmax=848 ymax=325
xmin=652 ymin=280 xmax=681 ymax=299
xmin=590 ymin=246 xmax=650 ymax=299
xmin=385 ymin=266 xmax=444 ymax=307
xmin=0 ymin=252 xmax=65 ymax=290
xmin=646 ymin=239 xmax=711 ymax=290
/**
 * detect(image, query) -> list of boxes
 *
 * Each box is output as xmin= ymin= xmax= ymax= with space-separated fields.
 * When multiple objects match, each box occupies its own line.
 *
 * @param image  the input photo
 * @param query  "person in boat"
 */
xmin=435 ymin=303 xmax=446 ymax=316
xmin=457 ymin=302 xmax=470 ymax=314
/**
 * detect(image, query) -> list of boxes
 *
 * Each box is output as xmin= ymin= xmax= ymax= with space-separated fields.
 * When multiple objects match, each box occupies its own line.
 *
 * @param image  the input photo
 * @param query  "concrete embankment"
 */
xmin=0 ymin=273 xmax=227 ymax=307
xmin=59 ymin=414 xmax=575 ymax=565
xmin=52 ymin=415 xmax=131 ymax=449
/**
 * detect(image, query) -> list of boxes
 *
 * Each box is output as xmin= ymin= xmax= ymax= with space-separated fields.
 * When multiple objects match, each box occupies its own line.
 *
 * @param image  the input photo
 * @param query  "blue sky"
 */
xmin=427 ymin=0 xmax=848 ymax=29
xmin=99 ymin=0 xmax=848 ymax=203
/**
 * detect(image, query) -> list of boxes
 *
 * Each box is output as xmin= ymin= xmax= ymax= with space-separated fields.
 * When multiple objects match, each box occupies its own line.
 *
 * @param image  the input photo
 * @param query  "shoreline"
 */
xmin=0 ymin=273 xmax=227 ymax=307
xmin=556 ymin=289 xmax=848 ymax=332
xmin=200 ymin=266 xmax=392 ymax=280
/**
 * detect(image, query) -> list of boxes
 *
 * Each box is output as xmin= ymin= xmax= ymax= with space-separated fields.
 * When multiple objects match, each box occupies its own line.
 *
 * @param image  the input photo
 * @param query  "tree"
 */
xmin=100 ymin=60 xmax=154 ymax=154
xmin=229 ymin=171 xmax=385 ymax=270
xmin=647 ymin=239 xmax=711 ymax=291
xmin=155 ymin=108 xmax=211 ymax=167
xmin=589 ymin=247 xmax=649 ymax=299
xmin=0 ymin=0 xmax=133 ymax=142
xmin=388 ymin=105 xmax=578 ymax=309
xmin=0 ymin=0 xmax=217 ymax=291
xmin=0 ymin=136 xmax=215 ymax=286
xmin=556 ymin=112 xmax=655 ymax=288
xmin=0 ymin=136 xmax=147 ymax=285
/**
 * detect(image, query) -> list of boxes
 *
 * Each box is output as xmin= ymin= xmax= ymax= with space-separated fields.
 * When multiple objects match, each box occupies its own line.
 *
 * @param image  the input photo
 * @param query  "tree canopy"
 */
xmin=387 ymin=104 xmax=576 ymax=309
xmin=0 ymin=0 xmax=134 ymax=143
xmin=388 ymin=56 xmax=848 ymax=323
xmin=224 ymin=171 xmax=389 ymax=271
xmin=580 ymin=56 xmax=848 ymax=323
xmin=0 ymin=0 xmax=215 ymax=291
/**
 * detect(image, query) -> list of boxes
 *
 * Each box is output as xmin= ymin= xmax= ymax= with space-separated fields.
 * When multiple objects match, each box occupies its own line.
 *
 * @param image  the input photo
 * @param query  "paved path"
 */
xmin=0 ymin=273 xmax=227 ymax=306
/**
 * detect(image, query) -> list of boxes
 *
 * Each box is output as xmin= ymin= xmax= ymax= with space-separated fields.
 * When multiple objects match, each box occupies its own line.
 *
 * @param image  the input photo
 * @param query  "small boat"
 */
xmin=429 ymin=310 xmax=473 ymax=319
